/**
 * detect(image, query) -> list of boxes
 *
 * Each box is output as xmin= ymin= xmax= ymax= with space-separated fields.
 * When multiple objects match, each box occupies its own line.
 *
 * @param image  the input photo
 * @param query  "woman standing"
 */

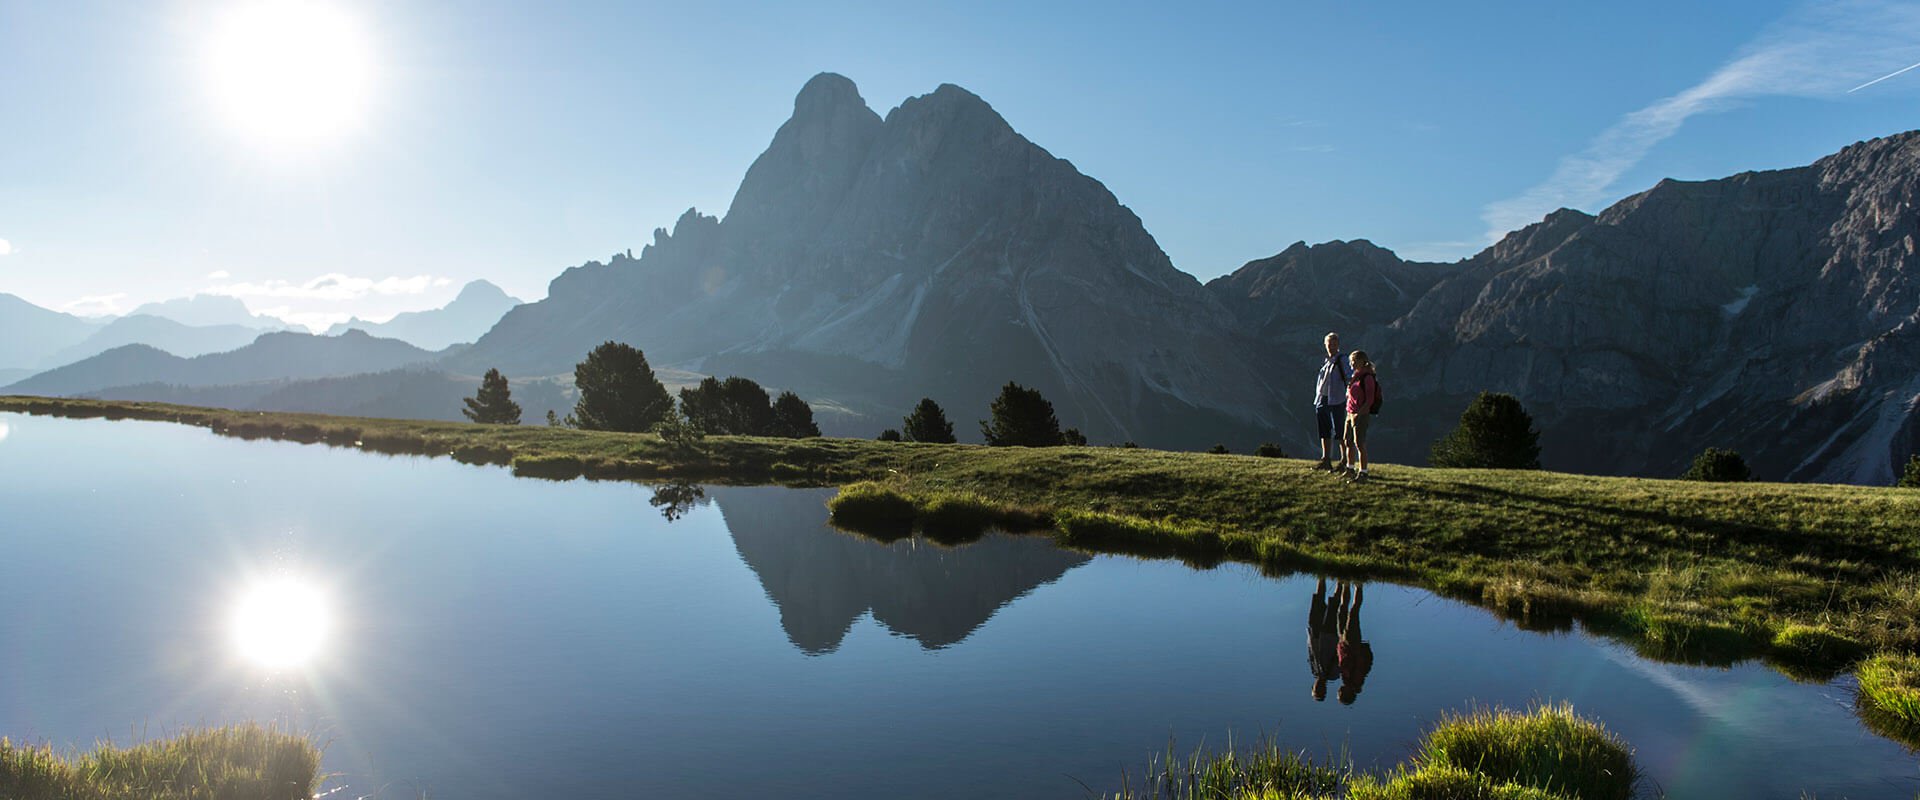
xmin=1341 ymin=351 xmax=1381 ymax=483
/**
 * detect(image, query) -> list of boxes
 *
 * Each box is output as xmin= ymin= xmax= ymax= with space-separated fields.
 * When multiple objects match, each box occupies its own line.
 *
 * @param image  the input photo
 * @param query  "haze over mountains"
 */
xmin=327 ymin=280 xmax=522 ymax=350
xmin=6 ymin=73 xmax=1916 ymax=484
xmin=129 ymin=295 xmax=285 ymax=329
xmin=0 ymin=282 xmax=521 ymax=386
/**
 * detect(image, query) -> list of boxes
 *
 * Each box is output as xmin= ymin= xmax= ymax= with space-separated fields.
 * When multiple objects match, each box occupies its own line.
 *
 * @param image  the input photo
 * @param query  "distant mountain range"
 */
xmin=129 ymin=294 xmax=285 ymax=329
xmin=5 ymin=329 xmax=446 ymax=397
xmin=0 ymin=293 xmax=103 ymax=369
xmin=7 ymin=74 xmax=1916 ymax=483
xmin=42 ymin=315 xmax=268 ymax=367
xmin=327 ymin=280 xmax=522 ymax=350
xmin=0 ymin=283 xmax=521 ymax=384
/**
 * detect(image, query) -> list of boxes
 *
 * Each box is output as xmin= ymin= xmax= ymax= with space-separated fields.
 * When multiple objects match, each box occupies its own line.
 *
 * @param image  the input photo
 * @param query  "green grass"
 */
xmin=0 ymin=724 xmax=320 ymax=800
xmin=7 ymin=395 xmax=1919 ymax=679
xmin=1108 ymin=704 xmax=1631 ymax=800
xmin=1855 ymin=652 xmax=1920 ymax=749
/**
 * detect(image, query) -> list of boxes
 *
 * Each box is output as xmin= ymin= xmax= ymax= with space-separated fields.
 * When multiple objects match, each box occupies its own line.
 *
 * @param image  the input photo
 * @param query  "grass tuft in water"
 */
xmin=1765 ymin=623 xmax=1867 ymax=682
xmin=1411 ymin=703 xmax=1635 ymax=800
xmin=1855 ymin=652 xmax=1920 ymax=748
xmin=1109 ymin=705 xmax=1632 ymax=800
xmin=1103 ymin=736 xmax=1346 ymax=799
xmin=827 ymin=481 xmax=920 ymax=539
xmin=0 ymin=724 xmax=320 ymax=800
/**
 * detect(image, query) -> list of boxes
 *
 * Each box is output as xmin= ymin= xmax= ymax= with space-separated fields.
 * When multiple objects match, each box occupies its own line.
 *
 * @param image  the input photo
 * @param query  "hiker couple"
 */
xmin=1312 ymin=332 xmax=1381 ymax=483
xmin=1307 ymin=577 xmax=1372 ymax=704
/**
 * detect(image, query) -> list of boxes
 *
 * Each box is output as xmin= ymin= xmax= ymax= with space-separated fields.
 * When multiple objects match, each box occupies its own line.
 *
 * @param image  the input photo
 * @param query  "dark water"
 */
xmin=0 ymin=413 xmax=1914 ymax=799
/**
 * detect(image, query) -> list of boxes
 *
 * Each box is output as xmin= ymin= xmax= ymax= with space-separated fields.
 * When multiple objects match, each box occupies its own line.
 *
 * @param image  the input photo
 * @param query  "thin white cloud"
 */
xmin=61 ymin=293 xmax=128 ymax=317
xmin=0 ymin=238 xmax=13 ymax=256
xmin=206 ymin=269 xmax=232 ymax=279
xmin=207 ymin=272 xmax=445 ymax=301
xmin=1482 ymin=0 xmax=1920 ymax=241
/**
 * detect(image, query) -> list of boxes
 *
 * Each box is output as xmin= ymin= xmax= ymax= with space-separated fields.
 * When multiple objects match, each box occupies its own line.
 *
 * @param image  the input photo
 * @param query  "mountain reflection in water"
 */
xmin=712 ymin=486 xmax=1090 ymax=654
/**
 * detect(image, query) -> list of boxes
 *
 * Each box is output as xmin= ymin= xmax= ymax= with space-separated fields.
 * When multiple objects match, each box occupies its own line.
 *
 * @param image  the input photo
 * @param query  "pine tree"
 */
xmin=979 ymin=382 xmax=1065 ymax=447
xmin=877 ymin=429 xmax=903 ymax=442
xmin=461 ymin=368 xmax=522 ymax=425
xmin=1681 ymin=447 xmax=1752 ymax=482
xmin=679 ymin=376 xmax=777 ymax=435
xmin=901 ymin=397 xmax=956 ymax=443
xmin=570 ymin=341 xmax=673 ymax=433
xmin=770 ymin=391 xmax=820 ymax=438
xmin=1429 ymin=392 xmax=1542 ymax=469
xmin=1063 ymin=428 xmax=1088 ymax=446
xmin=1898 ymin=454 xmax=1920 ymax=488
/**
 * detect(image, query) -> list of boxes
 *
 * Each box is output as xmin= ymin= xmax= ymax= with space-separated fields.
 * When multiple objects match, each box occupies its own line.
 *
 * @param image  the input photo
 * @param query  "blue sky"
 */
xmin=3 ymin=0 xmax=1918 ymax=329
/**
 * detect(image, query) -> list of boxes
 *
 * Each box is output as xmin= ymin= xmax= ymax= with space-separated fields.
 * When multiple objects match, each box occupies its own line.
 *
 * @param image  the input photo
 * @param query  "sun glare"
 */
xmin=205 ymin=0 xmax=373 ymax=146
xmin=231 ymin=575 xmax=332 ymax=669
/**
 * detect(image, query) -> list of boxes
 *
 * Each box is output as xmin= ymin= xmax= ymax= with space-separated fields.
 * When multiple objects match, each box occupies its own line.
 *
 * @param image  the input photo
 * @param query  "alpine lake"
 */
xmin=1 ymin=412 xmax=1914 ymax=798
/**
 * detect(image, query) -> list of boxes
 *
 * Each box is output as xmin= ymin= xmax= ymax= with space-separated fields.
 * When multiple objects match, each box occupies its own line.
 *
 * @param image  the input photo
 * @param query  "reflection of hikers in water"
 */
xmin=1336 ymin=583 xmax=1374 ymax=705
xmin=1307 ymin=577 xmax=1342 ymax=701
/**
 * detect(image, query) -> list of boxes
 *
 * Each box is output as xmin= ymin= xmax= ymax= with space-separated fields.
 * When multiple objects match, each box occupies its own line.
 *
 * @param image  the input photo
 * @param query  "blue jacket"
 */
xmin=1314 ymin=353 xmax=1350 ymax=409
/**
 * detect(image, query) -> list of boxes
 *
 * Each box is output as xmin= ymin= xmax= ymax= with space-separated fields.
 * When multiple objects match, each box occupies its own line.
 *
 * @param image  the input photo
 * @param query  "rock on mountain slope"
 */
xmin=0 ymin=293 xmax=102 ymax=369
xmin=457 ymin=73 xmax=1282 ymax=447
xmin=327 ymin=280 xmax=523 ymax=350
xmin=1212 ymin=133 xmax=1920 ymax=484
xmin=4 ymin=329 xmax=442 ymax=397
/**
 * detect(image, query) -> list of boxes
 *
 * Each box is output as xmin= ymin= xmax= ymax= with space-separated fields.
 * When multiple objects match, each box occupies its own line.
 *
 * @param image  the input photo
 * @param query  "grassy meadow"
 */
xmin=5 ymin=394 xmax=1919 ymax=736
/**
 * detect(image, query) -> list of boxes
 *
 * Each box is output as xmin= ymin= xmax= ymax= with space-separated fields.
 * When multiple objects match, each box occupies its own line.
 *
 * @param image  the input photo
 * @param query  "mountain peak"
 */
xmin=793 ymin=72 xmax=867 ymax=117
xmin=452 ymin=279 xmax=519 ymax=305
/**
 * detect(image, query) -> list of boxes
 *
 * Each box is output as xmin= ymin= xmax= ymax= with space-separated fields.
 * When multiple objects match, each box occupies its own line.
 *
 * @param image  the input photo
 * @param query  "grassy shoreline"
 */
xmin=0 ymin=724 xmax=319 ymax=800
xmin=6 ymin=395 xmax=1919 ymax=718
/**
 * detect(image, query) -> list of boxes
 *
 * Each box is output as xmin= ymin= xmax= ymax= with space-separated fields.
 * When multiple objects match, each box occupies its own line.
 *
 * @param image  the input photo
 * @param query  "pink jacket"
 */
xmin=1346 ymin=367 xmax=1379 ymax=415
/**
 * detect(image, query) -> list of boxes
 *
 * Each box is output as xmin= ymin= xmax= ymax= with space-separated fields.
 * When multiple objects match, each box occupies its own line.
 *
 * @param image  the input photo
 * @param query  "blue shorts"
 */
xmin=1316 ymin=405 xmax=1345 ymax=442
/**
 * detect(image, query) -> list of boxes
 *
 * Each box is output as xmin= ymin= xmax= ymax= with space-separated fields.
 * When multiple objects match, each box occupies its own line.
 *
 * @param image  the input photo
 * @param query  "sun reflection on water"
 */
xmin=231 ymin=574 xmax=332 ymax=669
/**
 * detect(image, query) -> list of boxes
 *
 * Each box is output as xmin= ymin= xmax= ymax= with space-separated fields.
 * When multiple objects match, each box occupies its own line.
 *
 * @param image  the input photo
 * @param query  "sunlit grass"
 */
xmin=0 ymin=724 xmax=320 ymax=800
xmin=1108 ymin=704 xmax=1632 ymax=800
xmin=1855 ymin=652 xmax=1920 ymax=748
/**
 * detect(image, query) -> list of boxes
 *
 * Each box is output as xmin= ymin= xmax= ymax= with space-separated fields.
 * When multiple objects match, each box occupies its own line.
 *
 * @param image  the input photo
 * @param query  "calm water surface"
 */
xmin=0 ymin=413 xmax=1914 ymax=798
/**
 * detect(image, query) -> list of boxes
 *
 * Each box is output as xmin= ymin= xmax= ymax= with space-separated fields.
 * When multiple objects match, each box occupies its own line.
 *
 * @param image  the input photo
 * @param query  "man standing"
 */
xmin=1313 ymin=332 xmax=1350 ymax=470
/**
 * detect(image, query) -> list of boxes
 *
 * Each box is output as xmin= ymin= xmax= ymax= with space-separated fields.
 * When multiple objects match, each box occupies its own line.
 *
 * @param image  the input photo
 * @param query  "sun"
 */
xmin=231 ymin=574 xmax=332 ymax=669
xmin=204 ymin=0 xmax=374 ymax=147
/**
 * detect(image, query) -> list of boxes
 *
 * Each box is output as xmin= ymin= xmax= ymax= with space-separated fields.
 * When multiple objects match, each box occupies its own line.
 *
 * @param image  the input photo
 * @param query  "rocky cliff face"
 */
xmin=1212 ymin=133 xmax=1920 ymax=483
xmin=460 ymin=74 xmax=1281 ymax=447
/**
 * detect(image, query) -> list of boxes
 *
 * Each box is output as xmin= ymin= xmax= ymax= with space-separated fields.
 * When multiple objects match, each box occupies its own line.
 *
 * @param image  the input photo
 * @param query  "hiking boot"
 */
xmin=1346 ymin=471 xmax=1370 ymax=484
xmin=1312 ymin=459 xmax=1332 ymax=471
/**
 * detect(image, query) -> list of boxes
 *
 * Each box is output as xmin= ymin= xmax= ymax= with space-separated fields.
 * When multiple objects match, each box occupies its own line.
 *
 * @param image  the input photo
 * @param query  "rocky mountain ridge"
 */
xmin=1210 ymin=132 xmax=1920 ymax=483
xmin=458 ymin=73 xmax=1280 ymax=447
